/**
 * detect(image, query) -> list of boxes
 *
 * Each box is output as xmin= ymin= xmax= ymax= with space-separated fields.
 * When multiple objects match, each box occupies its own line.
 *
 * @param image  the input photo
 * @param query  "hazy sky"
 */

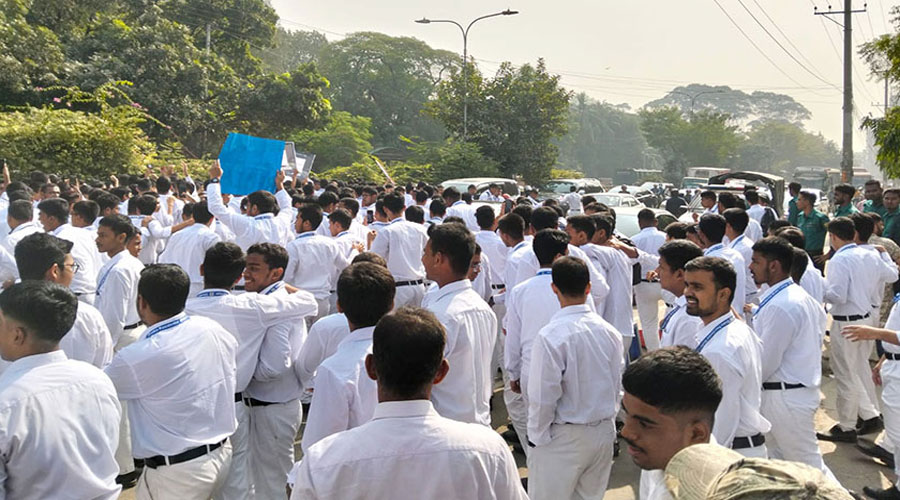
xmin=271 ymin=0 xmax=896 ymax=151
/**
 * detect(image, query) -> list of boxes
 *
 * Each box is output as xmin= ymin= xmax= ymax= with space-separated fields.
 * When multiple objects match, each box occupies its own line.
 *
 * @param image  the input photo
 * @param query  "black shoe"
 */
xmin=858 ymin=415 xmax=885 ymax=435
xmin=863 ymin=485 xmax=900 ymax=499
xmin=817 ymin=424 xmax=858 ymax=443
xmin=115 ymin=470 xmax=140 ymax=490
xmin=501 ymin=427 xmax=518 ymax=442
xmin=613 ymin=439 xmax=620 ymax=458
xmin=857 ymin=437 xmax=895 ymax=468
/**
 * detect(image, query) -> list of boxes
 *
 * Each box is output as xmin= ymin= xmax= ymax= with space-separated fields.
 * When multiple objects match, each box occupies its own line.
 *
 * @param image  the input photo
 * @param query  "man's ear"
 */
xmin=199 ymin=264 xmax=205 ymax=277
xmin=432 ymin=359 xmax=450 ymax=385
xmin=364 ymin=354 xmax=377 ymax=381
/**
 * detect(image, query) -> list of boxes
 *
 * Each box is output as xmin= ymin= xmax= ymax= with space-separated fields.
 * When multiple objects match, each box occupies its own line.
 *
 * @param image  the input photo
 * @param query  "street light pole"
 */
xmin=416 ymin=10 xmax=519 ymax=141
xmin=666 ymin=89 xmax=723 ymax=119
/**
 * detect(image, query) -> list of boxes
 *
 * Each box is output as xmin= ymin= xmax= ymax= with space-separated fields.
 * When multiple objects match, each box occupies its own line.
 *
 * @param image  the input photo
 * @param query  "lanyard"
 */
xmin=296 ymin=232 xmax=314 ymax=240
xmin=536 ymin=269 xmax=552 ymax=276
xmin=254 ymin=214 xmax=274 ymax=220
xmin=264 ymin=282 xmax=282 ymax=295
xmin=706 ymin=243 xmax=724 ymax=254
xmin=197 ymin=290 xmax=229 ymax=298
xmin=731 ymin=235 xmax=744 ymax=247
xmin=96 ymin=259 xmax=119 ymax=295
xmin=753 ymin=281 xmax=791 ymax=317
xmin=336 ymin=231 xmax=349 ymax=238
xmin=660 ymin=304 xmax=682 ymax=331
xmin=696 ymin=316 xmax=733 ymax=353
xmin=145 ymin=315 xmax=189 ymax=339
xmin=513 ymin=241 xmax=526 ymax=252
xmin=835 ymin=243 xmax=856 ymax=255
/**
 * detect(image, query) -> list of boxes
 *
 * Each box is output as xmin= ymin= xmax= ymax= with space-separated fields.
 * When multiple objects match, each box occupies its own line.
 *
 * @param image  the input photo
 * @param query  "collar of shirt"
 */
xmin=705 ymin=243 xmax=724 ymax=255
xmin=143 ymin=312 xmax=189 ymax=340
xmin=389 ymin=217 xmax=404 ymax=224
xmin=452 ymin=201 xmax=465 ymax=207
xmin=341 ymin=325 xmax=376 ymax=346
xmin=296 ymin=232 xmax=315 ymax=240
xmin=728 ymin=235 xmax=745 ymax=248
xmin=430 ymin=279 xmax=473 ymax=303
xmin=554 ymin=302 xmax=593 ymax=320
xmin=836 ymin=243 xmax=857 ymax=255
xmin=336 ymin=230 xmax=349 ymax=238
xmin=261 ymin=280 xmax=284 ymax=295
xmin=639 ymin=227 xmax=659 ymax=235
xmin=371 ymin=399 xmax=438 ymax=421
xmin=694 ymin=312 xmax=733 ymax=343
xmin=254 ymin=213 xmax=274 ymax=220
xmin=196 ymin=288 xmax=231 ymax=298
xmin=0 ymin=350 xmax=67 ymax=383
xmin=512 ymin=241 xmax=527 ymax=253
xmin=536 ymin=268 xmax=552 ymax=276
xmin=50 ymin=223 xmax=71 ymax=236
xmin=758 ymin=277 xmax=793 ymax=303
xmin=10 ymin=221 xmax=37 ymax=234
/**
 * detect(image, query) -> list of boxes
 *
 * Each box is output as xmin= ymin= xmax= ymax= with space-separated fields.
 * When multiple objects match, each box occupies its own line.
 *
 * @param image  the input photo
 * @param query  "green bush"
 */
xmin=317 ymin=157 xmax=433 ymax=186
xmin=0 ymin=106 xmax=154 ymax=179
xmin=403 ymin=138 xmax=499 ymax=182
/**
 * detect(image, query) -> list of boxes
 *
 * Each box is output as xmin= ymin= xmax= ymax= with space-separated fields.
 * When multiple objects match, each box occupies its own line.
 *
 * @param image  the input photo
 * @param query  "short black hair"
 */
xmin=591 ymin=214 xmax=614 ymax=239
xmin=531 ymin=206 xmax=559 ymax=232
xmin=475 ymin=205 xmax=495 ymax=230
xmin=415 ymin=190 xmax=429 ymax=204
xmin=766 ymin=219 xmax=791 ymax=235
xmin=511 ymin=204 xmax=533 ymax=227
xmin=657 ymin=240 xmax=703 ymax=272
xmin=246 ymin=243 xmax=289 ymax=272
xmin=533 ymin=229 xmax=570 ymax=266
xmin=37 ymin=198 xmax=69 ymax=223
xmin=850 ymin=211 xmax=875 ymax=241
xmin=338 ymin=262 xmax=396 ymax=327
xmin=339 ymin=197 xmax=360 ymax=217
xmin=98 ymin=214 xmax=136 ymax=240
xmin=329 ymin=208 xmax=353 ymax=230
xmin=566 ymin=215 xmax=596 ymax=239
xmin=744 ymin=190 xmax=759 ymax=204
xmin=246 ymin=190 xmax=277 ymax=214
xmin=700 ymin=190 xmax=717 ymax=201
xmin=429 ymin=198 xmax=447 ymax=217
xmin=202 ymin=242 xmax=245 ymax=290
xmin=799 ymin=190 xmax=817 ymax=205
xmin=383 ymin=193 xmax=405 ymax=214
xmin=773 ymin=227 xmax=805 ymax=250
xmin=442 ymin=186 xmax=461 ymax=202
xmin=405 ymin=205 xmax=425 ymax=224
xmin=665 ymin=222 xmax=688 ymax=240
xmin=14 ymin=233 xmax=72 ymax=280
xmin=317 ymin=191 xmax=339 ymax=210
xmin=428 ymin=223 xmax=476 ymax=277
xmin=623 ymin=346 xmax=722 ymax=423
xmin=138 ymin=264 xmax=190 ymax=317
xmin=826 ymin=216 xmax=856 ymax=241
xmin=751 ymin=237 xmax=794 ymax=274
xmin=637 ymin=208 xmax=656 ymax=223
xmin=834 ymin=183 xmax=856 ymax=197
xmin=551 ymin=256 xmax=590 ymax=297
xmin=684 ymin=256 xmax=736 ymax=304
xmin=136 ymin=194 xmax=159 ymax=216
xmin=351 ymin=251 xmax=387 ymax=268
xmin=156 ymin=176 xmax=172 ymax=193
xmin=72 ymin=200 xmax=100 ymax=224
xmin=8 ymin=200 xmax=33 ymax=222
xmin=192 ymin=200 xmax=213 ymax=225
xmin=698 ymin=213 xmax=726 ymax=243
xmin=0 ymin=281 xmax=77 ymax=344
xmin=716 ymin=192 xmax=740 ymax=209
xmin=722 ymin=208 xmax=749 ymax=233
xmin=298 ymin=203 xmax=323 ymax=229
xmin=373 ymin=307 xmax=446 ymax=398
xmin=497 ymin=213 xmax=525 ymax=240
xmin=788 ymin=181 xmax=802 ymax=192
xmin=95 ymin=192 xmax=120 ymax=212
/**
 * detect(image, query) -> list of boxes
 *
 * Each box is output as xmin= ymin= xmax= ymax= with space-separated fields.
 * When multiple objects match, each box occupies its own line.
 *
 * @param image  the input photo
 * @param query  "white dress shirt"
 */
xmin=62 ymin=301 xmax=114 ymax=369
xmin=0 ymin=351 xmax=120 ymax=499
xmin=214 ymin=219 xmax=236 ymax=243
xmin=563 ymin=192 xmax=583 ymax=213
xmin=695 ymin=313 xmax=771 ymax=447
xmin=659 ymin=295 xmax=704 ymax=349
xmin=747 ymin=204 xmax=765 ymax=223
xmin=503 ymin=241 xmax=532 ymax=291
xmin=632 ymin=227 xmax=667 ymax=276
xmin=334 ymin=230 xmax=362 ymax=261
xmin=799 ymin=256 xmax=825 ymax=303
xmin=422 ymin=279 xmax=497 ymax=425
xmin=582 ymin=243 xmax=634 ymax=337
xmin=527 ymin=303 xmax=624 ymax=446
xmin=475 ymin=230 xmax=508 ymax=287
xmin=859 ymin=243 xmax=900 ymax=313
xmin=157 ymin=223 xmax=221 ymax=287
xmin=290 ymin=400 xmax=527 ymax=500
xmin=245 ymin=281 xmax=307 ymax=403
xmin=302 ymin=326 xmax=377 ymax=452
xmin=880 ymin=300 xmax=900 ymax=355
xmin=445 ymin=201 xmax=479 ymax=232
xmin=478 ymin=191 xmax=502 ymax=202
xmin=185 ymin=288 xmax=318 ymax=392
xmin=206 ymin=182 xmax=293 ymax=249
xmin=105 ymin=313 xmax=238 ymax=458
xmin=3 ymin=221 xmax=41 ymax=254
xmin=504 ymin=271 xmax=558 ymax=391
xmin=728 ymin=235 xmax=758 ymax=301
xmin=94 ymin=251 xmax=144 ymax=343
xmin=51 ymin=224 xmax=101 ymax=298
xmin=285 ymin=232 xmax=349 ymax=299
xmin=295 ymin=313 xmax=351 ymax=389
xmin=370 ymin=217 xmax=428 ymax=281
xmin=704 ymin=243 xmax=747 ymax=312
xmin=0 ymin=245 xmax=17 ymax=283
xmin=826 ymin=243 xmax=898 ymax=316
xmin=753 ymin=278 xmax=826 ymax=387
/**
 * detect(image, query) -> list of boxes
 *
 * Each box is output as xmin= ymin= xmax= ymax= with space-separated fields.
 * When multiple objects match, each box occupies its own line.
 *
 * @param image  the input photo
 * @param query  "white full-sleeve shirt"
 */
xmin=302 ymin=326 xmax=377 ymax=452
xmin=157 ymin=223 xmax=221 ymax=286
xmin=728 ymin=235 xmax=758 ymax=300
xmin=185 ymin=288 xmax=318 ymax=392
xmin=285 ymin=232 xmax=349 ymax=299
xmin=513 ymin=244 xmax=609 ymax=310
xmin=422 ymin=279 xmax=498 ymax=425
xmin=799 ymin=256 xmax=825 ymax=303
xmin=632 ymin=227 xmax=667 ymax=277
xmin=582 ymin=243 xmax=634 ymax=337
xmin=295 ymin=313 xmax=351 ymax=389
xmin=753 ymin=278 xmax=826 ymax=387
xmin=94 ymin=251 xmax=144 ymax=344
xmin=504 ymin=271 xmax=558 ymax=391
xmin=105 ymin=313 xmax=238 ymax=458
xmin=290 ymin=400 xmax=528 ymax=500
xmin=695 ymin=313 xmax=771 ymax=447
xmin=704 ymin=243 xmax=747 ymax=312
xmin=0 ymin=351 xmax=121 ymax=499
xmin=475 ymin=230 xmax=508 ymax=287
xmin=527 ymin=303 xmax=624 ymax=446
xmin=370 ymin=217 xmax=428 ymax=281
xmin=826 ymin=243 xmax=897 ymax=316
xmin=206 ymin=182 xmax=294 ymax=250
xmin=659 ymin=295 xmax=704 ymax=349
xmin=3 ymin=221 xmax=41 ymax=254
xmin=445 ymin=201 xmax=479 ymax=232
xmin=61 ymin=301 xmax=114 ymax=369
xmin=51 ymin=224 xmax=102 ymax=298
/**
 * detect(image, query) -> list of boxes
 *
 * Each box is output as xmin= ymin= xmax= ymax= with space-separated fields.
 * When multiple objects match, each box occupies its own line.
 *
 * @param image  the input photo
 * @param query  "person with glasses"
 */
xmin=13 ymin=233 xmax=113 ymax=369
xmin=36 ymin=197 xmax=102 ymax=305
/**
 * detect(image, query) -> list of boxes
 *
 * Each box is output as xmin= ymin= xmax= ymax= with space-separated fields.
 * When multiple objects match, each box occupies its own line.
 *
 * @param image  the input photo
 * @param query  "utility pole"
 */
xmin=815 ymin=1 xmax=866 ymax=184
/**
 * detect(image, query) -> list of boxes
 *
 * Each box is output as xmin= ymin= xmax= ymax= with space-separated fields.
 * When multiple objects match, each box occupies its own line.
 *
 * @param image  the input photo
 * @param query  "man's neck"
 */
xmin=106 ymin=247 xmax=126 ymax=258
xmin=803 ymin=206 xmax=813 ymax=216
xmin=767 ymin=273 xmax=790 ymax=287
xmin=435 ymin=275 xmax=466 ymax=289
xmin=508 ymin=238 xmax=524 ymax=248
xmin=701 ymin=307 xmax=731 ymax=325
xmin=665 ymin=283 xmax=685 ymax=298
xmin=558 ymin=295 xmax=588 ymax=308
xmin=705 ymin=239 xmax=722 ymax=249
xmin=144 ymin=312 xmax=176 ymax=328
xmin=831 ymin=238 xmax=851 ymax=251
xmin=725 ymin=230 xmax=739 ymax=241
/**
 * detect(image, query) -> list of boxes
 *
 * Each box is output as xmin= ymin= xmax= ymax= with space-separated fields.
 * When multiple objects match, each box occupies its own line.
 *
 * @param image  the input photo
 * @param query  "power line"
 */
xmin=750 ymin=0 xmax=828 ymax=80
xmin=876 ymin=0 xmax=890 ymax=33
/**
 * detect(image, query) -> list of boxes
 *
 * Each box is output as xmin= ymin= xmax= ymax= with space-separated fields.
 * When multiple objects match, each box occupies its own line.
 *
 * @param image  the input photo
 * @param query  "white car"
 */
xmin=584 ymin=192 xmax=644 ymax=208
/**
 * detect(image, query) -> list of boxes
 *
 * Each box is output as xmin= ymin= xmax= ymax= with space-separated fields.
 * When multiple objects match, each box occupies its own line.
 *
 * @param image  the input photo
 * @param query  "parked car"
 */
xmin=440 ymin=177 xmax=520 ymax=197
xmin=584 ymin=192 xmax=644 ymax=208
xmin=614 ymin=206 xmax=678 ymax=238
xmin=540 ymin=178 xmax=605 ymax=198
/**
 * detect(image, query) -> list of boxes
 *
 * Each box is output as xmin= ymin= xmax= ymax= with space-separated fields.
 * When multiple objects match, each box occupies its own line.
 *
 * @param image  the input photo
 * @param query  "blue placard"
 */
xmin=217 ymin=132 xmax=286 ymax=195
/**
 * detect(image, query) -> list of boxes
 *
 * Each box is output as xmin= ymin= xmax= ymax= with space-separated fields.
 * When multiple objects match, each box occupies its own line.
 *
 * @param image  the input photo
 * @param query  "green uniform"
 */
xmin=883 ymin=208 xmax=900 ymax=241
xmin=788 ymin=196 xmax=799 ymax=226
xmin=833 ymin=203 xmax=858 ymax=218
xmin=864 ymin=199 xmax=888 ymax=218
xmin=796 ymin=209 xmax=829 ymax=253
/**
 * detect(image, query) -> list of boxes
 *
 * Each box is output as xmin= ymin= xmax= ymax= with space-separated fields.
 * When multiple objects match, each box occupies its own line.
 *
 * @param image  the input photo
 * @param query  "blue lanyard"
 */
xmin=696 ymin=317 xmax=733 ymax=353
xmin=145 ymin=315 xmax=189 ymax=339
xmin=537 ymin=269 xmax=552 ymax=276
xmin=513 ymin=241 xmax=526 ymax=252
xmin=336 ymin=231 xmax=349 ymax=238
xmin=731 ymin=235 xmax=744 ymax=247
xmin=660 ymin=304 xmax=682 ymax=331
xmin=254 ymin=214 xmax=274 ymax=220
xmin=390 ymin=218 xmax=403 ymax=224
xmin=264 ymin=282 xmax=282 ymax=295
xmin=753 ymin=281 xmax=792 ymax=317
xmin=296 ymin=232 xmax=314 ymax=240
xmin=96 ymin=260 xmax=119 ymax=295
xmin=197 ymin=290 xmax=229 ymax=298
xmin=707 ymin=243 xmax=724 ymax=254
xmin=836 ymin=243 xmax=856 ymax=255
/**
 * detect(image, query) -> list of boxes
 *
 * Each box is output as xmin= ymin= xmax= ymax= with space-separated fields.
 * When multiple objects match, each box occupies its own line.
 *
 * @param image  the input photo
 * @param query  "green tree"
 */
xmin=290 ymin=111 xmax=373 ymax=171
xmin=0 ymin=0 xmax=65 ymax=103
xmin=645 ymin=83 xmax=812 ymax=126
xmin=735 ymin=120 xmax=840 ymax=174
xmin=317 ymin=31 xmax=458 ymax=146
xmin=427 ymin=59 xmax=571 ymax=184
xmin=236 ymin=63 xmax=330 ymax=140
xmin=861 ymin=11 xmax=900 ymax=177
xmin=257 ymin=28 xmax=328 ymax=74
xmin=403 ymin=137 xmax=499 ymax=182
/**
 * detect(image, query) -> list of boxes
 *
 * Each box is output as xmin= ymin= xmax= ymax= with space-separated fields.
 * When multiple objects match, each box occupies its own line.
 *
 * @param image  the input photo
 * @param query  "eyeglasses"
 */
xmin=470 ymin=261 xmax=482 ymax=270
xmin=64 ymin=262 xmax=81 ymax=274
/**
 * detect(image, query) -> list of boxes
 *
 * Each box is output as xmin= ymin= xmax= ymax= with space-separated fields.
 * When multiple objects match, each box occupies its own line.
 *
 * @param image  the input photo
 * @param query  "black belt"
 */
xmin=762 ymin=382 xmax=806 ymax=390
xmin=395 ymin=279 xmax=424 ymax=287
xmin=731 ymin=433 xmax=765 ymax=450
xmin=885 ymin=352 xmax=900 ymax=361
xmin=491 ymin=284 xmax=506 ymax=290
xmin=144 ymin=439 xmax=226 ymax=469
xmin=242 ymin=397 xmax=277 ymax=407
xmin=234 ymin=392 xmax=242 ymax=403
xmin=832 ymin=312 xmax=870 ymax=322
xmin=124 ymin=321 xmax=144 ymax=330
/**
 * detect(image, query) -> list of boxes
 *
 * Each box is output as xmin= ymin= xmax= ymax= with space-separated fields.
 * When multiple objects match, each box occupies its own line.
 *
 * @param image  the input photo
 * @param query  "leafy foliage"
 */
xmin=403 ymin=138 xmax=500 ymax=181
xmin=290 ymin=111 xmax=374 ymax=171
xmin=645 ymin=83 xmax=812 ymax=126
xmin=258 ymin=28 xmax=328 ymax=74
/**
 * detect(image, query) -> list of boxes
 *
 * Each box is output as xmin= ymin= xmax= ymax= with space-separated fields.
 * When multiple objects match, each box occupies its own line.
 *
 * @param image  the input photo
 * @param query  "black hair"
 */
xmin=791 ymin=247 xmax=809 ymax=284
xmin=329 ymin=208 xmax=353 ymax=230
xmin=773 ymin=227 xmax=805 ymax=249
xmin=684 ymin=256 xmax=736 ymax=304
xmin=475 ymin=205 xmax=495 ymax=230
xmin=665 ymin=222 xmax=688 ymax=240
xmin=72 ymin=200 xmax=100 ymax=224
xmin=744 ymin=190 xmax=759 ymax=204
xmin=566 ymin=215 xmax=596 ymax=239
xmin=14 ymin=233 xmax=72 ymax=280
xmin=716 ymin=192 xmax=740 ymax=209
xmin=317 ymin=191 xmax=339 ymax=210
xmin=834 ymin=183 xmax=855 ymax=197
xmin=826 ymin=216 xmax=856 ymax=241
xmin=351 ymin=252 xmax=388 ymax=268
xmin=383 ymin=193 xmax=405 ymax=214
xmin=428 ymin=223 xmax=476 ymax=277
xmin=533 ymin=229 xmax=570 ymax=266
xmin=551 ymin=256 xmax=590 ymax=297
xmin=497 ymin=214 xmax=525 ymax=241
xmin=591 ymin=214 xmax=614 ymax=239
xmin=338 ymin=262 xmax=396 ymax=327
xmin=8 ymin=200 xmax=33 ymax=222
xmin=135 ymin=178 xmax=152 ymax=192
xmin=767 ymin=219 xmax=791 ymax=235
xmin=246 ymin=190 xmax=277 ymax=214
xmin=532 ymin=206 xmax=560 ymax=231
xmin=657 ymin=240 xmax=704 ymax=272
xmin=372 ymin=306 xmax=446 ymax=398
xmin=202 ymin=242 xmax=245 ymax=290
xmin=192 ymin=200 xmax=213 ymax=225
xmin=0 ymin=281 xmax=77 ymax=344
xmin=429 ymin=198 xmax=447 ymax=217
xmin=136 ymin=194 xmax=158 ymax=216
xmin=751 ymin=237 xmax=794 ymax=274
xmin=156 ymin=176 xmax=172 ymax=193
xmin=722 ymin=208 xmax=749 ymax=233
xmin=37 ymin=198 xmax=69 ymax=223
xmin=850 ymin=211 xmax=875 ymax=241
xmin=95 ymin=192 xmax=120 ymax=212
xmin=637 ymin=208 xmax=656 ymax=223
xmin=339 ymin=197 xmax=360 ymax=217
xmin=511 ymin=204 xmax=533 ymax=227
xmin=623 ymin=346 xmax=722 ymax=423
xmin=98 ymin=214 xmax=136 ymax=240
xmin=788 ymin=181 xmax=802 ymax=192
xmin=404 ymin=205 xmax=425 ymax=224
xmin=700 ymin=190 xmax=717 ymax=201
xmin=698 ymin=213 xmax=727 ymax=244
xmin=799 ymin=190 xmax=817 ymax=205
xmin=246 ymin=243 xmax=289 ymax=272
xmin=442 ymin=186 xmax=461 ymax=202
xmin=298 ymin=203 xmax=323 ymax=229
xmin=415 ymin=190 xmax=429 ymax=204
xmin=139 ymin=264 xmax=190 ymax=317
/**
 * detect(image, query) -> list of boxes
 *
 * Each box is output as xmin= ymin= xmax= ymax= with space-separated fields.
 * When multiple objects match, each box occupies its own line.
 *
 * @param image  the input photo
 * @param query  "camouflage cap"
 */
xmin=664 ymin=444 xmax=853 ymax=500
